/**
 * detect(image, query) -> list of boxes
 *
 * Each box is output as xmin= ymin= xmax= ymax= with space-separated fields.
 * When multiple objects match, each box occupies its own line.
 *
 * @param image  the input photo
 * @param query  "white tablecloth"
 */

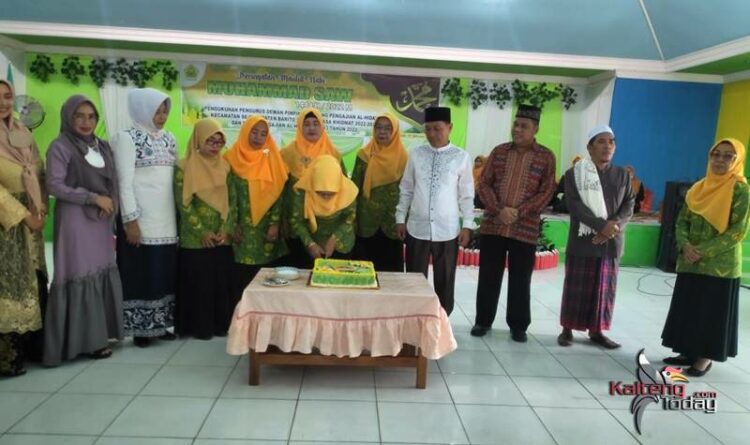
xmin=227 ymin=270 xmax=457 ymax=359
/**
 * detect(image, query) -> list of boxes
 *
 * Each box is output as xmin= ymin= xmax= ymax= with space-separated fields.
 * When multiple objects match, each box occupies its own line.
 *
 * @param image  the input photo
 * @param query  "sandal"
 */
xmin=0 ymin=367 xmax=27 ymax=378
xmin=663 ymin=355 xmax=693 ymax=366
xmin=589 ymin=334 xmax=621 ymax=349
xmin=686 ymin=361 xmax=712 ymax=377
xmin=160 ymin=332 xmax=177 ymax=341
xmin=557 ymin=331 xmax=573 ymax=347
xmin=133 ymin=337 xmax=151 ymax=348
xmin=88 ymin=347 xmax=112 ymax=360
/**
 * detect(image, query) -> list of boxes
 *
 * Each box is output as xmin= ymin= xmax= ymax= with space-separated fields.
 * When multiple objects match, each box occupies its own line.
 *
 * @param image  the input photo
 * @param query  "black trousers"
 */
xmin=475 ymin=234 xmax=537 ymax=331
xmin=405 ymin=235 xmax=458 ymax=315
xmin=356 ymin=230 xmax=404 ymax=272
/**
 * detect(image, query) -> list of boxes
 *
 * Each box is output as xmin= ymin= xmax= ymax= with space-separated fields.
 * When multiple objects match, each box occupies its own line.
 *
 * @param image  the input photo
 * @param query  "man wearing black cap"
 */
xmin=471 ymin=104 xmax=556 ymax=341
xmin=395 ymin=106 xmax=474 ymax=315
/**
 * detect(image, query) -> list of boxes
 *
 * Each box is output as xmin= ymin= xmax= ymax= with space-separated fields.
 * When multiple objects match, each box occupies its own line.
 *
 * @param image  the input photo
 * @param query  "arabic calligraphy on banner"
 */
xmin=180 ymin=63 xmax=441 ymax=154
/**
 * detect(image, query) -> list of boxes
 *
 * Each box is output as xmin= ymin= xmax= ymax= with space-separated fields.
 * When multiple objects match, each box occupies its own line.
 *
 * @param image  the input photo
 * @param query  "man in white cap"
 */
xmin=556 ymin=125 xmax=634 ymax=349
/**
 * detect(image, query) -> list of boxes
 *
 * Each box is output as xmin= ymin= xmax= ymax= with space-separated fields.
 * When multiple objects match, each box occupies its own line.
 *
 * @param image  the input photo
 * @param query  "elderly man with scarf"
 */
xmin=557 ymin=125 xmax=634 ymax=349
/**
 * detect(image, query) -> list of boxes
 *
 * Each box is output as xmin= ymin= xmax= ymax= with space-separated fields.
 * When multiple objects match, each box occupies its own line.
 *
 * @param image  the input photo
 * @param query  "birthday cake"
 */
xmin=309 ymin=259 xmax=378 ymax=289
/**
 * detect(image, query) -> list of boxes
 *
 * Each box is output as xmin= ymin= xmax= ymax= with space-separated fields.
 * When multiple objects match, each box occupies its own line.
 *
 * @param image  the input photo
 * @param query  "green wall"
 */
xmin=511 ymin=83 xmax=563 ymax=174
xmin=27 ymin=54 xmax=187 ymax=156
xmin=544 ymin=219 xmax=660 ymax=267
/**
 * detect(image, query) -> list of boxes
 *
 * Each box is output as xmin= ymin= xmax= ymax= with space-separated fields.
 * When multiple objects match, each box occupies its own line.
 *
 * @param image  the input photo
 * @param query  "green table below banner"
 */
xmin=541 ymin=215 xmax=660 ymax=267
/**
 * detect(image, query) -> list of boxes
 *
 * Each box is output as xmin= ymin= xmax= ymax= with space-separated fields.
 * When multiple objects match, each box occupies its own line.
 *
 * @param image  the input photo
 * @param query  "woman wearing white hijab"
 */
xmin=557 ymin=125 xmax=634 ymax=350
xmin=111 ymin=88 xmax=178 ymax=348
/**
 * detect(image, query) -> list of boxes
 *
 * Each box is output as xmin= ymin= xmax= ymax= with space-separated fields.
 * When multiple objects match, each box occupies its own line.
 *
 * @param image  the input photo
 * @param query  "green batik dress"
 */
xmin=174 ymin=167 xmax=236 ymax=337
xmin=675 ymin=181 xmax=750 ymax=279
xmin=174 ymin=167 xmax=235 ymax=249
xmin=227 ymin=171 xmax=288 ymax=265
xmin=350 ymin=156 xmax=400 ymax=239
xmin=661 ymin=181 xmax=750 ymax=362
xmin=289 ymin=190 xmax=356 ymax=264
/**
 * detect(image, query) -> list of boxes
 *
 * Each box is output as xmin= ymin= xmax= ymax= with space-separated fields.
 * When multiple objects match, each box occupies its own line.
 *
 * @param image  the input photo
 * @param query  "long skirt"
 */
xmin=560 ymin=255 xmax=619 ymax=332
xmin=176 ymin=246 xmax=234 ymax=339
xmin=0 ymin=270 xmax=47 ymax=374
xmin=23 ymin=270 xmax=48 ymax=363
xmin=0 ymin=333 xmax=24 ymax=375
xmin=661 ymin=273 xmax=739 ymax=362
xmin=117 ymin=222 xmax=177 ymax=338
xmin=355 ymin=229 xmax=404 ymax=272
xmin=44 ymin=203 xmax=124 ymax=366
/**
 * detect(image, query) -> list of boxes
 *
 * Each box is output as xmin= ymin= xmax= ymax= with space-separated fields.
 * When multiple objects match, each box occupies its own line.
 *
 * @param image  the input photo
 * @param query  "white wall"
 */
xmin=464 ymin=81 xmax=513 ymax=159
xmin=560 ymin=77 xmax=615 ymax=172
xmin=462 ymin=78 xmax=615 ymax=170
xmin=0 ymin=45 xmax=27 ymax=94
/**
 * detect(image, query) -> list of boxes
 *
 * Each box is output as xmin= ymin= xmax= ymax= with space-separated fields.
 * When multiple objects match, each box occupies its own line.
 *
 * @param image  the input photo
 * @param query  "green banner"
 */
xmin=180 ymin=63 xmax=448 ymax=170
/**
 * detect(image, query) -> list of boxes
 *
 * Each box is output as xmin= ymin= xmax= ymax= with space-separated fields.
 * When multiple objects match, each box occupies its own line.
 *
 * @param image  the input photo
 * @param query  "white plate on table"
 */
xmin=263 ymin=277 xmax=290 ymax=287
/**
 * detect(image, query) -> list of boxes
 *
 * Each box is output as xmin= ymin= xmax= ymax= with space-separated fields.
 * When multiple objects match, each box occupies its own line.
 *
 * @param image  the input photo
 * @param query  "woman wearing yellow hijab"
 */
xmin=174 ymin=118 xmax=235 ymax=339
xmin=351 ymin=113 xmax=407 ymax=271
xmin=225 ymin=115 xmax=289 ymax=296
xmin=280 ymin=108 xmax=344 ymax=267
xmin=662 ymin=138 xmax=750 ymax=377
xmin=290 ymin=155 xmax=358 ymax=268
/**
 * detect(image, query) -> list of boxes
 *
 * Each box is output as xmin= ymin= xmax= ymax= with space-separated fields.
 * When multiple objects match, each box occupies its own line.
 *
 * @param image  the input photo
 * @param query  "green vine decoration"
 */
xmin=88 ymin=58 xmax=112 ymax=88
xmin=555 ymin=83 xmax=578 ymax=110
xmin=489 ymin=82 xmax=511 ymax=109
xmin=155 ymin=61 xmax=179 ymax=90
xmin=510 ymin=80 xmax=533 ymax=105
xmin=29 ymin=55 xmax=57 ymax=83
xmin=441 ymin=78 xmax=463 ymax=106
xmin=529 ymin=83 xmax=559 ymax=108
xmin=111 ymin=58 xmax=131 ymax=86
xmin=129 ymin=60 xmax=155 ymax=88
xmin=60 ymin=56 xmax=86 ymax=85
xmin=467 ymin=80 xmax=488 ymax=109
xmin=86 ymin=58 xmax=178 ymax=90
xmin=511 ymin=80 xmax=559 ymax=109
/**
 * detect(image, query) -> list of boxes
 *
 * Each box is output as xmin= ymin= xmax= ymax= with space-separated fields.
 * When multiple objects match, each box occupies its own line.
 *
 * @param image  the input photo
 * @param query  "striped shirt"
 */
xmin=477 ymin=141 xmax=556 ymax=244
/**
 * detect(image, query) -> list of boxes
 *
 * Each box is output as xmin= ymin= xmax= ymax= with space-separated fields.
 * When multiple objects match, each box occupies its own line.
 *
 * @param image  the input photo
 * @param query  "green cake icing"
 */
xmin=310 ymin=259 xmax=378 ymax=289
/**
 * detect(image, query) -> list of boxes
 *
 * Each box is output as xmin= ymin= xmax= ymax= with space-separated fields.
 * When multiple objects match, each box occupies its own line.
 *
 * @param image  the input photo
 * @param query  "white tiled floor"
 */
xmin=2 ymin=265 xmax=750 ymax=444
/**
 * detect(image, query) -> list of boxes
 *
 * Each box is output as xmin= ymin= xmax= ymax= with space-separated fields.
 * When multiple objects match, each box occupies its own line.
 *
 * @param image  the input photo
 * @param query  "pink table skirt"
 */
xmin=227 ymin=270 xmax=457 ymax=360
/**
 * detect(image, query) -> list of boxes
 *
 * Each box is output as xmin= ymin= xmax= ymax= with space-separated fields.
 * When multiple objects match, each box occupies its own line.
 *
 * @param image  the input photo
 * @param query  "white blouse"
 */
xmin=111 ymin=124 xmax=178 ymax=245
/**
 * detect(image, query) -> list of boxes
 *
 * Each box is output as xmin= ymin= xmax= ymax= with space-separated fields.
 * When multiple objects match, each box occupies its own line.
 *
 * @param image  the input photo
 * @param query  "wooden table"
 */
xmin=227 ymin=269 xmax=456 ymax=389
xmin=250 ymin=344 xmax=428 ymax=388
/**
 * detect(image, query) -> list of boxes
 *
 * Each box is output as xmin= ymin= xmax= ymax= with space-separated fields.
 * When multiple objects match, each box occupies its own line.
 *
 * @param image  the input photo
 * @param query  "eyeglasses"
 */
xmin=374 ymin=125 xmax=393 ymax=132
xmin=710 ymin=151 xmax=736 ymax=162
xmin=205 ymin=138 xmax=225 ymax=148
